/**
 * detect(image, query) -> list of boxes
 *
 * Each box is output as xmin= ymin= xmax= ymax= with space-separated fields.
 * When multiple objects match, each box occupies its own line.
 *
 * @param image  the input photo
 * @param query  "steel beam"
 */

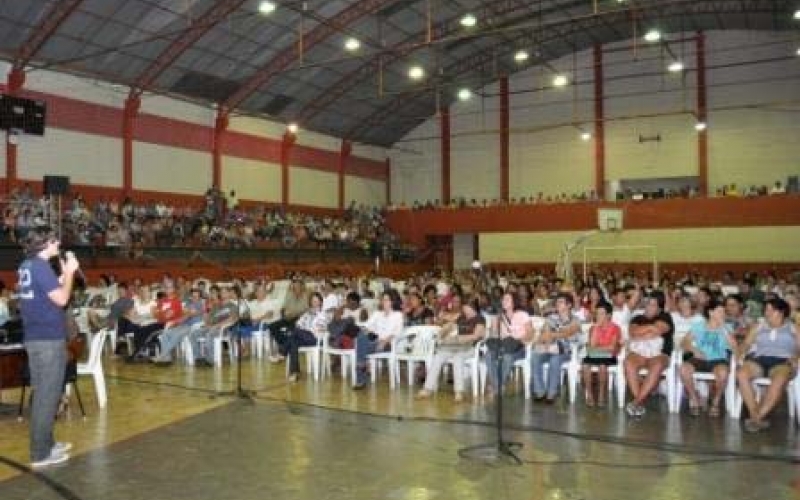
xmin=221 ymin=0 xmax=398 ymax=115
xmin=130 ymin=0 xmax=250 ymax=97
xmin=12 ymin=0 xmax=84 ymax=70
xmin=346 ymin=0 xmax=789 ymax=143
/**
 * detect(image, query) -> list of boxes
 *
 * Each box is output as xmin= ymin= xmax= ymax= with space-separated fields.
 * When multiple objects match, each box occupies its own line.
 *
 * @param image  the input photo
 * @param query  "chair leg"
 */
xmin=71 ymin=381 xmax=87 ymax=418
xmin=18 ymin=385 xmax=27 ymax=418
xmin=93 ymin=369 xmax=107 ymax=408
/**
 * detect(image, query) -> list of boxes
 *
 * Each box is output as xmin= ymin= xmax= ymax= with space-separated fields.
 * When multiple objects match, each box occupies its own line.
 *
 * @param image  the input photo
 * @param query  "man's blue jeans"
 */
xmin=24 ymin=340 xmax=66 ymax=461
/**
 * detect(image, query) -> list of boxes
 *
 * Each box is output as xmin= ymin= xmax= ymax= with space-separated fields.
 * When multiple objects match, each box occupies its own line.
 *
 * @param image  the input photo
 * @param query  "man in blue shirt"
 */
xmin=18 ymin=226 xmax=79 ymax=468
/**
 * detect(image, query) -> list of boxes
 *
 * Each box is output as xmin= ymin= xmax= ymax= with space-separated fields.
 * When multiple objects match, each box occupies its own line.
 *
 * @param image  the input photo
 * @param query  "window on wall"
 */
xmin=611 ymin=176 xmax=700 ymax=200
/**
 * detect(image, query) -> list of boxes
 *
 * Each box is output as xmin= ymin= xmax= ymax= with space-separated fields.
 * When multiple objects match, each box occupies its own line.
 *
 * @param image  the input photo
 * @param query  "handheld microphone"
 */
xmin=64 ymin=250 xmax=86 ymax=282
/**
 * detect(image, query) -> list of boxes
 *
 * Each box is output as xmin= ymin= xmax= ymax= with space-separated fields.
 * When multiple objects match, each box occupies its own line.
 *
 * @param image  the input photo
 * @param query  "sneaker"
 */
xmin=52 ymin=442 xmax=72 ymax=454
xmin=635 ymin=404 xmax=647 ymax=417
xmin=625 ymin=402 xmax=638 ymax=417
xmin=268 ymin=355 xmax=284 ymax=364
xmin=352 ymin=381 xmax=367 ymax=391
xmin=288 ymin=373 xmax=299 ymax=383
xmin=415 ymin=389 xmax=433 ymax=400
xmin=31 ymin=450 xmax=69 ymax=469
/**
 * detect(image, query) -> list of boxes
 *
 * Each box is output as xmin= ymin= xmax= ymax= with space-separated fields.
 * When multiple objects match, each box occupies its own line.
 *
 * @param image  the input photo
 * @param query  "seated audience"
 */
xmin=416 ymin=297 xmax=486 ymax=402
xmin=624 ymin=291 xmax=675 ymax=417
xmin=353 ymin=290 xmax=405 ymax=390
xmin=582 ymin=302 xmax=622 ymax=407
xmin=735 ymin=297 xmax=799 ymax=433
xmin=531 ymin=292 xmax=580 ymax=402
xmin=286 ymin=292 xmax=329 ymax=382
xmin=678 ymin=300 xmax=734 ymax=417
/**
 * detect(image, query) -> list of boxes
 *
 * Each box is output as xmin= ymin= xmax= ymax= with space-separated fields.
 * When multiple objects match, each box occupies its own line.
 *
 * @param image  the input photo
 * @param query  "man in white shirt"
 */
xmin=320 ymin=280 xmax=340 ymax=313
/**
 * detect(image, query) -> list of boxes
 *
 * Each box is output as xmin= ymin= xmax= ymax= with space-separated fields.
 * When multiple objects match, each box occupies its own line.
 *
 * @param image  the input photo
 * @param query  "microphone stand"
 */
xmin=458 ymin=340 xmax=523 ymax=465
xmin=215 ymin=295 xmax=255 ymax=402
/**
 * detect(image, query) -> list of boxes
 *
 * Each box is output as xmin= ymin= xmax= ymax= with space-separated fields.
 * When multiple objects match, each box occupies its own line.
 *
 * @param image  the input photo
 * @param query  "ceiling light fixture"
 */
xmin=794 ymin=9 xmax=800 ymax=20
xmin=694 ymin=121 xmax=707 ymax=132
xmin=460 ymin=13 xmax=477 ymax=28
xmin=287 ymin=122 xmax=299 ymax=134
xmin=457 ymin=88 xmax=472 ymax=101
xmin=552 ymin=74 xmax=569 ymax=87
xmin=581 ymin=131 xmax=592 ymax=141
xmin=258 ymin=1 xmax=276 ymax=15
xmin=408 ymin=65 xmax=425 ymax=80
xmin=668 ymin=61 xmax=684 ymax=73
xmin=644 ymin=29 xmax=661 ymax=43
xmin=514 ymin=50 xmax=529 ymax=63
xmin=344 ymin=37 xmax=361 ymax=52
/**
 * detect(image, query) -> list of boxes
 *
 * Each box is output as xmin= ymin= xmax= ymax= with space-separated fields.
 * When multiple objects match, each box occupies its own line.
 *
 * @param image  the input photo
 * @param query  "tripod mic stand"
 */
xmin=216 ymin=296 xmax=256 ymax=402
xmin=458 ymin=340 xmax=523 ymax=465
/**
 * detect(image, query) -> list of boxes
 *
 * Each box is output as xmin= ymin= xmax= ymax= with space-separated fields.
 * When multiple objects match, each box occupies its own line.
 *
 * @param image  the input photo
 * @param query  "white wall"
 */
xmin=388 ymin=30 xmax=800 ymax=206
xmin=289 ymin=166 xmax=338 ymax=208
xmin=221 ymin=156 xmax=281 ymax=203
xmin=133 ymin=142 xmax=211 ymax=194
xmin=139 ymin=94 xmax=214 ymax=126
xmin=345 ymin=175 xmax=384 ymax=208
xmin=390 ymin=117 xmax=441 ymax=204
xmin=17 ymin=128 xmax=122 ymax=186
xmin=707 ymin=31 xmax=800 ymax=191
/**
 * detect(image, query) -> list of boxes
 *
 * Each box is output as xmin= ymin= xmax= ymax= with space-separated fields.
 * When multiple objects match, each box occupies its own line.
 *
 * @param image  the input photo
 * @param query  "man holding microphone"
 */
xmin=18 ymin=226 xmax=79 ymax=468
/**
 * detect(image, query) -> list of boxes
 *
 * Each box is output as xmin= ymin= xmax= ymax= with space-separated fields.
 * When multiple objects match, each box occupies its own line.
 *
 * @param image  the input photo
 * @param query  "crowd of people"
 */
xmin=0 ymin=184 xmax=399 ymax=254
xmin=391 ymin=179 xmax=795 ymax=211
xmin=4 ymin=263 xmax=793 ymax=433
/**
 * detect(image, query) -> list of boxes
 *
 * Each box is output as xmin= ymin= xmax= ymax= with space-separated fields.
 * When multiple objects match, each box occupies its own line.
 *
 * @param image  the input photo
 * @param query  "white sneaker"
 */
xmin=31 ymin=450 xmax=69 ymax=469
xmin=269 ymin=355 xmax=284 ymax=363
xmin=52 ymin=442 xmax=73 ymax=454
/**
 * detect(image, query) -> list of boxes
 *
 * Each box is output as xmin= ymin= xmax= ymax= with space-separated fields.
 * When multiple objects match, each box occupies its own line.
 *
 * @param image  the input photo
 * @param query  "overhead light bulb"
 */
xmin=344 ymin=37 xmax=361 ymax=52
xmin=796 ymin=47 xmax=800 ymax=56
xmin=552 ymin=74 xmax=569 ymax=87
xmin=457 ymin=88 xmax=472 ymax=101
xmin=668 ymin=61 xmax=684 ymax=73
xmin=258 ymin=1 xmax=276 ymax=15
xmin=408 ymin=65 xmax=425 ymax=80
xmin=694 ymin=121 xmax=707 ymax=132
xmin=644 ymin=29 xmax=661 ymax=43
xmin=287 ymin=122 xmax=299 ymax=134
xmin=514 ymin=50 xmax=529 ymax=63
xmin=794 ymin=9 xmax=800 ymax=20
xmin=581 ymin=131 xmax=592 ymax=141
xmin=460 ymin=13 xmax=477 ymax=28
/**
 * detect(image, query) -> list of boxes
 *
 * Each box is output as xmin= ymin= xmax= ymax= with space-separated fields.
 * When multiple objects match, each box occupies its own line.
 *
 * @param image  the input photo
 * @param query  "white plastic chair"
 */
xmin=367 ymin=340 xmax=396 ymax=389
xmin=672 ymin=351 xmax=736 ymax=414
xmin=394 ymin=325 xmax=440 ymax=387
xmin=729 ymin=360 xmax=800 ymax=424
xmin=286 ymin=334 xmax=323 ymax=381
xmin=621 ymin=348 xmax=680 ymax=413
xmin=77 ymin=329 xmax=109 ymax=408
xmin=213 ymin=325 xmax=237 ymax=367
xmin=322 ymin=333 xmax=357 ymax=383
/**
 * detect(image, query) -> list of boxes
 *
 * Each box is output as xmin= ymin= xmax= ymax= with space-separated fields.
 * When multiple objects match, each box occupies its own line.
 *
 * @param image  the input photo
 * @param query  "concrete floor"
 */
xmin=0 ymin=358 xmax=798 ymax=500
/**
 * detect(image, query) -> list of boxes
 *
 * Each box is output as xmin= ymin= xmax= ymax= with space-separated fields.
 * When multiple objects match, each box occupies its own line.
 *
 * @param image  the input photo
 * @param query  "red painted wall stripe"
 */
xmin=5 ymin=87 xmax=384 ymax=181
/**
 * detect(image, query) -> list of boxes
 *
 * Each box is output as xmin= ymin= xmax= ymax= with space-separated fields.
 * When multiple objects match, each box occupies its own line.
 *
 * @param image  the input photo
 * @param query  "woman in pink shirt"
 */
xmin=581 ymin=302 xmax=622 ymax=407
xmin=485 ymin=292 xmax=533 ymax=396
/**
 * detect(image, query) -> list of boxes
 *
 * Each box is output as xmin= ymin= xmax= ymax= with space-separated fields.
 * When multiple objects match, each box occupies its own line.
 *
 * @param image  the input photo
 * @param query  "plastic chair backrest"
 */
xmin=85 ymin=329 xmax=109 ymax=369
xmin=400 ymin=325 xmax=440 ymax=354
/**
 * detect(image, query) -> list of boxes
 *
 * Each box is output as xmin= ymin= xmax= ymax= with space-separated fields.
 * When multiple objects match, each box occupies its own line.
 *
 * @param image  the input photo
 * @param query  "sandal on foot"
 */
xmin=708 ymin=405 xmax=721 ymax=417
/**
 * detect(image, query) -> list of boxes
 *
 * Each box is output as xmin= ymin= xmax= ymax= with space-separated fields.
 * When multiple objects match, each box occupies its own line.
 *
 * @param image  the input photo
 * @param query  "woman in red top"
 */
xmin=581 ymin=301 xmax=622 ymax=407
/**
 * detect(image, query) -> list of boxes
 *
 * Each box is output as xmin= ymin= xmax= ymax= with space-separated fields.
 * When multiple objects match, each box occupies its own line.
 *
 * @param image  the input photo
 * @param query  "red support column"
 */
xmin=440 ymin=107 xmax=451 ymax=204
xmin=212 ymin=112 xmax=228 ymax=190
xmin=696 ymin=31 xmax=709 ymax=197
xmin=338 ymin=139 xmax=352 ymax=211
xmin=122 ymin=96 xmax=140 ymax=197
xmin=5 ymin=68 xmax=25 ymax=195
xmin=499 ymin=76 xmax=510 ymax=201
xmin=280 ymin=132 xmax=296 ymax=207
xmin=593 ymin=44 xmax=606 ymax=200
xmin=385 ymin=158 xmax=391 ymax=206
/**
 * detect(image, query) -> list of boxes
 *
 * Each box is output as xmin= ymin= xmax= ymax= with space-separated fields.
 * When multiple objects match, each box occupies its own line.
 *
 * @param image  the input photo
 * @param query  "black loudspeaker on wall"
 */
xmin=43 ymin=175 xmax=70 ymax=196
